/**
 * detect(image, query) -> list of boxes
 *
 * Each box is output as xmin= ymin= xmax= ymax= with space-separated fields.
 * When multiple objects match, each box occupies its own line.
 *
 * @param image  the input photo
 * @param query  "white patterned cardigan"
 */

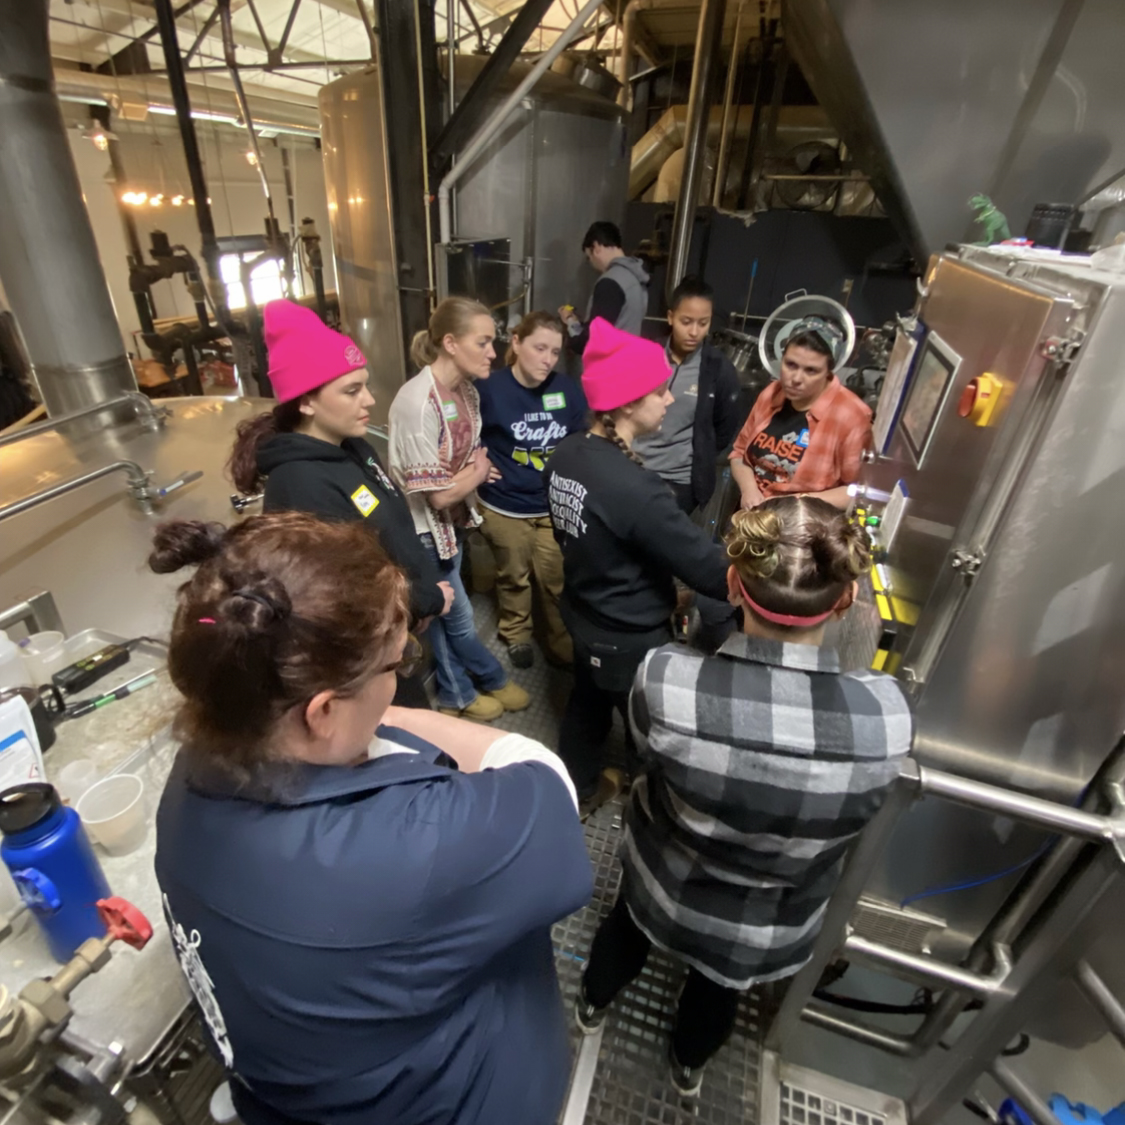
xmin=388 ymin=366 xmax=483 ymax=561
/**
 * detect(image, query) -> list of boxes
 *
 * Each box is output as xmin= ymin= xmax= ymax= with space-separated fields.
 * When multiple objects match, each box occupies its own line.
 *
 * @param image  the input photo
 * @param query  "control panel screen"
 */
xmin=900 ymin=332 xmax=961 ymax=466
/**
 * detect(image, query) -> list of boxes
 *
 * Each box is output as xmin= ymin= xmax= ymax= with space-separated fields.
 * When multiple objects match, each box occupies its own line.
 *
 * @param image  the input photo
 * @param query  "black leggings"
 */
xmin=584 ymin=895 xmax=741 ymax=1069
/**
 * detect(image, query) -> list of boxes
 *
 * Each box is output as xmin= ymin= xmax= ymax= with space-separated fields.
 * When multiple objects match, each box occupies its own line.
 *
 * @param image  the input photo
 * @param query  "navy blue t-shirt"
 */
xmin=478 ymin=367 xmax=588 ymax=516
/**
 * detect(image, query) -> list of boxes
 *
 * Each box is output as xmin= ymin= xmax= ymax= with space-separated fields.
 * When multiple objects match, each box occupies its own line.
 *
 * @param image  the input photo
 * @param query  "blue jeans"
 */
xmin=421 ymin=535 xmax=509 ymax=710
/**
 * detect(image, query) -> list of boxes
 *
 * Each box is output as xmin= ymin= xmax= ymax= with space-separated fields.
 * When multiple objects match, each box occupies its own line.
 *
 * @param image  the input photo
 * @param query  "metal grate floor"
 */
xmin=463 ymin=585 xmax=764 ymax=1125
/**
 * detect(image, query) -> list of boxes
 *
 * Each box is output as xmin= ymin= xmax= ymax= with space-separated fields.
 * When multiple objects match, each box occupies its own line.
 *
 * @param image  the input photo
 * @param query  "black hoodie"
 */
xmin=257 ymin=433 xmax=445 ymax=621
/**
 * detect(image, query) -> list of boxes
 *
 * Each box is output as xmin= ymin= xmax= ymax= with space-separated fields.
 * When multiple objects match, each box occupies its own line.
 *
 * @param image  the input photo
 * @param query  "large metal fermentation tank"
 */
xmin=318 ymin=66 xmax=404 ymax=428
xmin=854 ymin=247 xmax=1125 ymax=970
xmin=449 ymin=57 xmax=630 ymax=319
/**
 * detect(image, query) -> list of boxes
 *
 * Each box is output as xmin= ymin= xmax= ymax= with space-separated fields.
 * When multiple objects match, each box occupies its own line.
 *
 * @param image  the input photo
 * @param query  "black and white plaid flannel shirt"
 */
xmin=621 ymin=633 xmax=912 ymax=989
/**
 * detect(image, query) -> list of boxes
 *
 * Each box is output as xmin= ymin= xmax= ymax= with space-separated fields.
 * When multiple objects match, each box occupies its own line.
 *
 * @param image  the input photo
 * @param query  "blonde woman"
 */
xmin=389 ymin=298 xmax=529 ymax=722
xmin=477 ymin=311 xmax=587 ymax=670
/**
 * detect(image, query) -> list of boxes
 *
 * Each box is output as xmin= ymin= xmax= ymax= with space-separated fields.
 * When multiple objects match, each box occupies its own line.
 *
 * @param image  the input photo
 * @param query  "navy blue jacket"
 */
xmin=155 ymin=727 xmax=593 ymax=1125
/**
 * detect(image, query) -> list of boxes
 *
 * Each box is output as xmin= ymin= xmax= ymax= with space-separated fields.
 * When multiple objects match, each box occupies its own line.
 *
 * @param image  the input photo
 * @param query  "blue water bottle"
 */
xmin=0 ymin=783 xmax=110 ymax=962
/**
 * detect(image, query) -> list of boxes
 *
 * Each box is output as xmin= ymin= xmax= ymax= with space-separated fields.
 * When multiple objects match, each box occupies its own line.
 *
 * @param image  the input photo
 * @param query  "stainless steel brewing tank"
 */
xmin=318 ymin=65 xmax=405 ymax=429
xmin=0 ymin=398 xmax=269 ymax=639
xmin=449 ymin=56 xmax=630 ymax=320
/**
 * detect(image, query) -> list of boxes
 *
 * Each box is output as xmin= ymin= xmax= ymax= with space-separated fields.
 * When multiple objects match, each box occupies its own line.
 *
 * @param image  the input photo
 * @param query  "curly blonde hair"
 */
xmin=725 ymin=496 xmax=869 ymax=622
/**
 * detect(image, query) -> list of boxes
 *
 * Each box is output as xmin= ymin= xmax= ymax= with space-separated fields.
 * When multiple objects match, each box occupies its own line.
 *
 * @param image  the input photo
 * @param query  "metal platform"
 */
xmin=466 ymin=590 xmax=766 ymax=1125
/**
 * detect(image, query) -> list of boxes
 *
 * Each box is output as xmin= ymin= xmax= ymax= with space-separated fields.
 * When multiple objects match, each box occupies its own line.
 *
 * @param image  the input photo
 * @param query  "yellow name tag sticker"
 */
xmin=350 ymin=485 xmax=380 ymax=517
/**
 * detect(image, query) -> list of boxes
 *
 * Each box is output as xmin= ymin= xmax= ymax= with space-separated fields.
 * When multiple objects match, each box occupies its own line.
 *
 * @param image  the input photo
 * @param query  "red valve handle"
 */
xmin=97 ymin=897 xmax=154 ymax=950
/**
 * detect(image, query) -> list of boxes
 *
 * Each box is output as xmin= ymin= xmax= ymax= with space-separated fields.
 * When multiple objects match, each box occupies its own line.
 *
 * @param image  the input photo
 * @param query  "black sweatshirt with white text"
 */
xmin=544 ymin=432 xmax=729 ymax=635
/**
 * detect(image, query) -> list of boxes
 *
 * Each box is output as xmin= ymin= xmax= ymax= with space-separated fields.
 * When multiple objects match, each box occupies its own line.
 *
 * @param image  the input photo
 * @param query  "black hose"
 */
xmin=814 ymin=989 xmax=935 ymax=1016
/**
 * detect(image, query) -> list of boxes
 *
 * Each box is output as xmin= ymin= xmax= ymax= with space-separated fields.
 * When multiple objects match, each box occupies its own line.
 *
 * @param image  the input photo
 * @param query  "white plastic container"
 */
xmin=0 ymin=632 xmax=33 ymax=692
xmin=19 ymin=631 xmax=66 ymax=687
xmin=0 ymin=695 xmax=46 ymax=793
xmin=56 ymin=759 xmax=99 ymax=806
xmin=76 ymin=774 xmax=146 ymax=856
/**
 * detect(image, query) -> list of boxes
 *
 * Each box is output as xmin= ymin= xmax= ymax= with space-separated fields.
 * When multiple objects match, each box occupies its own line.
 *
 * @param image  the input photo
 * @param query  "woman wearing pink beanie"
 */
xmin=228 ymin=299 xmax=453 ymax=708
xmin=543 ymin=318 xmax=731 ymax=816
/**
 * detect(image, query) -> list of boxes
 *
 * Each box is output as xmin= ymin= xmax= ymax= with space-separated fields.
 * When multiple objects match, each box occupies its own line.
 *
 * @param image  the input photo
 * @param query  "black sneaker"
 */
xmin=668 ymin=1043 xmax=705 ymax=1097
xmin=508 ymin=642 xmax=534 ymax=669
xmin=574 ymin=985 xmax=607 ymax=1035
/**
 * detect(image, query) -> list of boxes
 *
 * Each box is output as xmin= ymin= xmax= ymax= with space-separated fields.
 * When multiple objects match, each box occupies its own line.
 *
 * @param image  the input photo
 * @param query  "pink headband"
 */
xmin=736 ymin=573 xmax=837 ymax=628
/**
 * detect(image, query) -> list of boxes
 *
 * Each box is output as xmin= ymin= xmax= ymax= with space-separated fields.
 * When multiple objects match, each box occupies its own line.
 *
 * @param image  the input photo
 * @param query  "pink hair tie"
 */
xmin=198 ymin=617 xmax=216 ymax=625
xmin=736 ymin=574 xmax=837 ymax=628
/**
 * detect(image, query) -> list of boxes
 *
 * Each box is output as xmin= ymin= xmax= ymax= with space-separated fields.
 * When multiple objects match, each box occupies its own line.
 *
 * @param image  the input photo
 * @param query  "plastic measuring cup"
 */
xmin=56 ymin=759 xmax=99 ymax=805
xmin=19 ymin=632 xmax=66 ymax=687
xmin=76 ymin=774 xmax=146 ymax=856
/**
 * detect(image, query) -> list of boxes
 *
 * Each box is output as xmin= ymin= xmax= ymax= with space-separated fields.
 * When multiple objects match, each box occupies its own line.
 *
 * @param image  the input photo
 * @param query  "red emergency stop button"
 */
xmin=957 ymin=373 xmax=1001 ymax=426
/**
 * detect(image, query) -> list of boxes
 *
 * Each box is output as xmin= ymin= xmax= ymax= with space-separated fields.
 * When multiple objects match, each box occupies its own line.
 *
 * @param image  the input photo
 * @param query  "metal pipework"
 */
xmin=152 ymin=0 xmax=234 ymax=331
xmin=1075 ymin=960 xmax=1125 ymax=1049
xmin=904 ymin=738 xmax=1125 ymax=1058
xmin=0 ymin=394 xmax=167 ymax=452
xmin=665 ymin=0 xmax=726 ymax=303
xmin=918 ymin=765 xmax=1121 ymax=842
xmin=436 ymin=0 xmax=606 ymax=246
xmin=617 ymin=0 xmax=676 ymax=109
xmin=0 ymin=461 xmax=202 ymax=524
xmin=217 ymin=0 xmax=280 ymax=244
xmin=843 ymin=934 xmax=1013 ymax=995
xmin=0 ymin=591 xmax=64 ymax=638
xmin=0 ymin=0 xmax=136 ymax=418
xmin=712 ymin=0 xmax=746 ymax=208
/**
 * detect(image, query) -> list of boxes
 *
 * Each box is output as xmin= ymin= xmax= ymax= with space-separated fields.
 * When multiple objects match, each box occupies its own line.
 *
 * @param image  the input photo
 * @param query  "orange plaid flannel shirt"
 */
xmin=730 ymin=377 xmax=873 ymax=497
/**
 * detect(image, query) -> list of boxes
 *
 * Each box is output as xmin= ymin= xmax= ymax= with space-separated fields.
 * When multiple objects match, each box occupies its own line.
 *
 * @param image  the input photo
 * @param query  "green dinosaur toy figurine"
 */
xmin=969 ymin=193 xmax=1012 ymax=244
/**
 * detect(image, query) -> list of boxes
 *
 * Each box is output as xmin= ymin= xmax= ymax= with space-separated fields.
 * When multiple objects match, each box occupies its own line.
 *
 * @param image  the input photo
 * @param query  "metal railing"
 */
xmin=0 ymin=393 xmax=168 ymax=452
xmin=0 ymin=461 xmax=202 ymax=523
xmin=764 ymin=754 xmax=1125 ymax=1125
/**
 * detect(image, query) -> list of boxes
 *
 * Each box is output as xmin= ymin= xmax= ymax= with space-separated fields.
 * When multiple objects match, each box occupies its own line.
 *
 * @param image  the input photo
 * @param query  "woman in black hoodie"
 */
xmin=228 ymin=300 xmax=453 ymax=707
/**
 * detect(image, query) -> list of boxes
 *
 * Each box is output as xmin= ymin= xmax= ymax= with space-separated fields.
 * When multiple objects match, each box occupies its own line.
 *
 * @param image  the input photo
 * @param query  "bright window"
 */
xmin=220 ymin=253 xmax=297 ymax=310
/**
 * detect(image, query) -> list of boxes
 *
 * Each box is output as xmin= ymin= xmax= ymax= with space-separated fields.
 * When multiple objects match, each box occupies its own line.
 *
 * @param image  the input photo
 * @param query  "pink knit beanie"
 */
xmin=581 ymin=318 xmax=671 ymax=412
xmin=264 ymin=300 xmax=367 ymax=403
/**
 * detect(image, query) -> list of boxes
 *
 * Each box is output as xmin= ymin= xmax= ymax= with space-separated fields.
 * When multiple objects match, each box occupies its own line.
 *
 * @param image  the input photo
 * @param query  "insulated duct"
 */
xmin=0 ymin=0 xmax=136 ymax=417
xmin=630 ymin=104 xmax=831 ymax=198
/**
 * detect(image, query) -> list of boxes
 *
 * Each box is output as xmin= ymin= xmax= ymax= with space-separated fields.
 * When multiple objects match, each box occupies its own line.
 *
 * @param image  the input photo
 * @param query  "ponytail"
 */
xmin=411 ymin=296 xmax=491 ymax=371
xmin=410 ymin=330 xmax=441 ymax=369
xmin=227 ymin=400 xmax=304 ymax=495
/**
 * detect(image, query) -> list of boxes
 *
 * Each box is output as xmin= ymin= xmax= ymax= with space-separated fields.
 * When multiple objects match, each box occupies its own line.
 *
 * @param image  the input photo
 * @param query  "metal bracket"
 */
xmin=950 ymin=548 xmax=984 ymax=577
xmin=1040 ymin=332 xmax=1084 ymax=366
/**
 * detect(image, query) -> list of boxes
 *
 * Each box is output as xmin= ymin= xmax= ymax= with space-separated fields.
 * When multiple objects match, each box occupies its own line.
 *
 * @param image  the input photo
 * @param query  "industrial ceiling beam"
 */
xmin=81 ymin=0 xmax=330 ymax=68
xmin=428 ymin=0 xmax=557 ymax=172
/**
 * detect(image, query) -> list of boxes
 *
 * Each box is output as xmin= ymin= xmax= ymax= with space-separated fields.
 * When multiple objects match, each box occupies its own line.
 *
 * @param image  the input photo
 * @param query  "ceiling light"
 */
xmin=171 ymin=194 xmax=184 ymax=206
xmin=245 ymin=150 xmax=259 ymax=167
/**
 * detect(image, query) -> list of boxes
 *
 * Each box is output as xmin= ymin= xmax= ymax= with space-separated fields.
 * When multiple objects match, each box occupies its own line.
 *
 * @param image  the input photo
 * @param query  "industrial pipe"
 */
xmin=666 ymin=0 xmax=726 ymax=303
xmin=617 ymin=0 xmax=678 ymax=109
xmin=904 ymin=738 xmax=1125 ymax=1058
xmin=217 ymin=0 xmax=280 ymax=243
xmin=0 ymin=393 xmax=165 ymax=452
xmin=0 ymin=0 xmax=137 ymax=418
xmin=437 ymin=0 xmax=605 ymax=245
xmin=51 ymin=74 xmax=322 ymax=138
xmin=152 ymin=0 xmax=234 ymax=333
xmin=712 ymin=0 xmax=746 ymax=207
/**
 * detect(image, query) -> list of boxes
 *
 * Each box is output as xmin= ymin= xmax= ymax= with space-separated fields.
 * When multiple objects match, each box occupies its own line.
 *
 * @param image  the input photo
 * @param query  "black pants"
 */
xmin=557 ymin=624 xmax=668 ymax=799
xmin=584 ymin=895 xmax=741 ymax=1069
xmin=392 ymin=669 xmax=432 ymax=709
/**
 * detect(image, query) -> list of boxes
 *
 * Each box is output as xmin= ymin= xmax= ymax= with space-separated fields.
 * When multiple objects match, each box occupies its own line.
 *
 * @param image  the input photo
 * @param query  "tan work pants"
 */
xmin=478 ymin=508 xmax=572 ymax=665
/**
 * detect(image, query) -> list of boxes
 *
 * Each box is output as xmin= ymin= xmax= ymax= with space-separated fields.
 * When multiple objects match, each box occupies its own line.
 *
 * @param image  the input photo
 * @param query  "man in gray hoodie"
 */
xmin=560 ymin=221 xmax=650 ymax=352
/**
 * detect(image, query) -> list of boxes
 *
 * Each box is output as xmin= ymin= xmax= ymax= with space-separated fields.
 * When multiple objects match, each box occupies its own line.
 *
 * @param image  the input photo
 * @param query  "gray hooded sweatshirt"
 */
xmin=584 ymin=255 xmax=650 ymax=336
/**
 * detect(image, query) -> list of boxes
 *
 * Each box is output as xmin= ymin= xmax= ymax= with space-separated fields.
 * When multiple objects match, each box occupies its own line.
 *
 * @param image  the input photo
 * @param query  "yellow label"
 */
xmin=350 ymin=485 xmax=379 ymax=517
